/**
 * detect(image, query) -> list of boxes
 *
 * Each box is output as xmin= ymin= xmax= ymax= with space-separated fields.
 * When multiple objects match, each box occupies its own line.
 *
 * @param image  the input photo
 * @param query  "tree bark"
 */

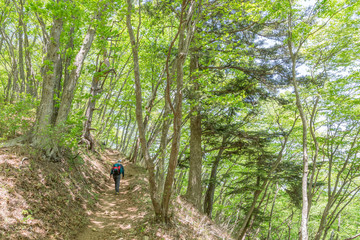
xmin=161 ymin=0 xmax=197 ymax=221
xmin=0 ymin=27 xmax=20 ymax=102
xmin=32 ymin=11 xmax=63 ymax=149
xmin=124 ymin=121 xmax=136 ymax=154
xmin=126 ymin=0 xmax=162 ymax=218
xmin=185 ymin=52 xmax=202 ymax=210
xmin=156 ymin=100 xmax=171 ymax=196
xmin=81 ymin=74 xmax=101 ymax=151
xmin=266 ymin=183 xmax=280 ymax=240
xmin=81 ymin=51 xmax=114 ymax=151
xmin=55 ymin=3 xmax=109 ymax=125
xmin=17 ymin=1 xmax=25 ymax=96
xmin=51 ymin=55 xmax=63 ymax=124
xmin=23 ymin=18 xmax=36 ymax=98
xmin=287 ymin=9 xmax=309 ymax=240
xmin=204 ymin=138 xmax=226 ymax=217
xmin=55 ymin=27 xmax=96 ymax=125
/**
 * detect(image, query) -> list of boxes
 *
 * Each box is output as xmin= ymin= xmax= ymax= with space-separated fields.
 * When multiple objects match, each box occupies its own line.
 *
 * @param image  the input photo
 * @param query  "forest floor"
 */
xmin=0 ymin=146 xmax=232 ymax=240
xmin=75 ymin=158 xmax=151 ymax=240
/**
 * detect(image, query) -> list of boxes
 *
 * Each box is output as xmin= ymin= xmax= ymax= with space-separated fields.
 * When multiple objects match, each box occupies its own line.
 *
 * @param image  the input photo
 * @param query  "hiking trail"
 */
xmin=76 ymin=156 xmax=147 ymax=240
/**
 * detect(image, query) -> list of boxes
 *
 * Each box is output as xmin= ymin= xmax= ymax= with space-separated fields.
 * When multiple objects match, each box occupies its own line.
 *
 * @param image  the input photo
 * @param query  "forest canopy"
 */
xmin=1 ymin=0 xmax=360 ymax=239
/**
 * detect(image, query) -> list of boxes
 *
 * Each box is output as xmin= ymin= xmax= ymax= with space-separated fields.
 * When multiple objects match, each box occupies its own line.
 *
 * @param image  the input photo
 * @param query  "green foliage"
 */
xmin=35 ymin=112 xmax=84 ymax=153
xmin=0 ymin=96 xmax=37 ymax=141
xmin=1 ymin=0 xmax=360 ymax=238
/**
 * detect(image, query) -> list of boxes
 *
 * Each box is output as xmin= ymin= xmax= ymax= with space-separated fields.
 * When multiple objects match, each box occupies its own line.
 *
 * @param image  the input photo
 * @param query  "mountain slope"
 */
xmin=0 ymin=146 xmax=232 ymax=240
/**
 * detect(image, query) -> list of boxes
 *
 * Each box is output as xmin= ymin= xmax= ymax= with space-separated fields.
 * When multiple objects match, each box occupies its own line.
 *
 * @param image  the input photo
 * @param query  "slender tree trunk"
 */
xmin=51 ymin=55 xmax=63 ymax=124
xmin=292 ymin=61 xmax=309 ymax=240
xmin=186 ymin=52 xmax=202 ymax=210
xmin=120 ymin=109 xmax=130 ymax=150
xmin=81 ymin=53 xmax=114 ymax=151
xmin=62 ymin=22 xmax=75 ymax=100
xmin=308 ymin=96 xmax=320 ymax=215
xmin=23 ymin=20 xmax=36 ymax=98
xmin=11 ymin=54 xmax=19 ymax=102
xmin=124 ymin=121 xmax=136 ymax=154
xmin=204 ymin=138 xmax=226 ymax=217
xmin=18 ymin=2 xmax=25 ymax=96
xmin=287 ymin=8 xmax=309 ymax=239
xmin=131 ymin=136 xmax=140 ymax=163
xmin=288 ymin=211 xmax=294 ymax=240
xmin=126 ymin=0 xmax=162 ymax=218
xmin=161 ymin=0 xmax=198 ymax=222
xmin=238 ymin=187 xmax=264 ymax=240
xmin=156 ymin=100 xmax=171 ymax=196
xmin=267 ymin=183 xmax=280 ymax=240
xmin=81 ymin=75 xmax=101 ymax=151
xmin=55 ymin=26 xmax=97 ymax=125
xmin=55 ymin=3 xmax=110 ymax=125
xmin=115 ymin=117 xmax=120 ymax=149
xmin=160 ymin=25 xmax=184 ymax=221
xmin=5 ymin=74 xmax=12 ymax=102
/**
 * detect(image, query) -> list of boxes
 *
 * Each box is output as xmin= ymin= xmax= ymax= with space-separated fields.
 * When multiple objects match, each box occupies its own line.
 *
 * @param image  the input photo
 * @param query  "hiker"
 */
xmin=110 ymin=159 xmax=125 ymax=194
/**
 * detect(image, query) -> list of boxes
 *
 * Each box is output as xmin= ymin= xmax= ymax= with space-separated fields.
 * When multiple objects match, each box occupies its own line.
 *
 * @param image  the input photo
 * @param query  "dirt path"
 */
xmin=76 ymin=160 xmax=147 ymax=240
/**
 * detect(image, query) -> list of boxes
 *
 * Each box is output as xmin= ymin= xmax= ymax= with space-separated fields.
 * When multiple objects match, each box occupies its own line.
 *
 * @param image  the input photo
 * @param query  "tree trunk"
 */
xmin=51 ymin=55 xmax=63 ymax=125
xmin=156 ymin=100 xmax=171 ymax=196
xmin=18 ymin=2 xmax=25 ymax=96
xmin=292 ymin=60 xmax=309 ymax=240
xmin=81 ymin=51 xmax=114 ymax=151
xmin=287 ymin=10 xmax=309 ymax=240
xmin=120 ymin=111 xmax=128 ymax=149
xmin=55 ymin=26 xmax=96 ymax=125
xmin=161 ymin=0 xmax=198 ymax=222
xmin=266 ymin=183 xmax=280 ymax=240
xmin=63 ymin=24 xmax=75 ymax=92
xmin=115 ymin=117 xmax=120 ymax=149
xmin=55 ymin=3 xmax=110 ymax=125
xmin=131 ymin=136 xmax=140 ymax=163
xmin=185 ymin=52 xmax=202 ymax=210
xmin=5 ymin=74 xmax=12 ymax=102
xmin=126 ymin=0 xmax=162 ymax=218
xmin=32 ymin=12 xmax=63 ymax=151
xmin=124 ymin=121 xmax=136 ymax=154
xmin=23 ymin=19 xmax=36 ymax=98
xmin=11 ymin=53 xmax=19 ymax=102
xmin=204 ymin=138 xmax=226 ymax=217
xmin=81 ymin=75 xmax=101 ymax=151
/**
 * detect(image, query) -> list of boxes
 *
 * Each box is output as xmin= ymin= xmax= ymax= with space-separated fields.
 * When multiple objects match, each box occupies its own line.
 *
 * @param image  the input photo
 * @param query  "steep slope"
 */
xmin=0 ymin=146 xmax=110 ymax=239
xmin=0 ymin=146 xmax=232 ymax=240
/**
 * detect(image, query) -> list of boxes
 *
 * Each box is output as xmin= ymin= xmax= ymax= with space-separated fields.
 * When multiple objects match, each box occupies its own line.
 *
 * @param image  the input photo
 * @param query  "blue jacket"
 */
xmin=110 ymin=163 xmax=124 ymax=177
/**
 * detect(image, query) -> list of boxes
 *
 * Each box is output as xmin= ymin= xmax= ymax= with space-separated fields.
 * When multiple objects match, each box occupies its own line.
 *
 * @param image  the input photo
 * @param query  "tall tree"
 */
xmin=126 ymin=0 xmax=162 ymax=218
xmin=32 ymin=0 xmax=64 ymax=153
xmin=185 ymin=52 xmax=202 ymax=210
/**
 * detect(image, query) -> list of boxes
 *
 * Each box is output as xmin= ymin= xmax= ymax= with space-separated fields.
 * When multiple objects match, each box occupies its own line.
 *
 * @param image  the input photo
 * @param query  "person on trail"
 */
xmin=110 ymin=159 xmax=125 ymax=194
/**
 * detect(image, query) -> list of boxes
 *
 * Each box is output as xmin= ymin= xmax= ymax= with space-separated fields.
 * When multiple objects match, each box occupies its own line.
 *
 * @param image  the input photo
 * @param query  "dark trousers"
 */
xmin=113 ymin=175 xmax=121 ymax=193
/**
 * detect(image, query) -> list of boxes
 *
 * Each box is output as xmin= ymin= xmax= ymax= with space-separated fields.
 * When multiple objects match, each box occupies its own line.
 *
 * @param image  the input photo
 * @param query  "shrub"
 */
xmin=0 ymin=96 xmax=37 ymax=141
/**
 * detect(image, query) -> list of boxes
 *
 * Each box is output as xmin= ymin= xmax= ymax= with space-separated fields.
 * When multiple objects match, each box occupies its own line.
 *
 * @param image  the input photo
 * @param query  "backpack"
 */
xmin=112 ymin=165 xmax=121 ymax=175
